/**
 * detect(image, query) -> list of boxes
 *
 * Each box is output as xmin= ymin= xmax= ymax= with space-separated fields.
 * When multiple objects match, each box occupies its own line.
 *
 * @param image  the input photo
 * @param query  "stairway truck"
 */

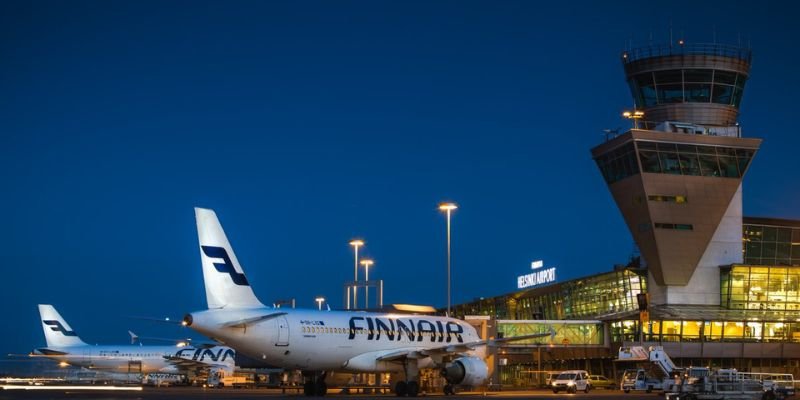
xmin=621 ymin=369 xmax=664 ymax=393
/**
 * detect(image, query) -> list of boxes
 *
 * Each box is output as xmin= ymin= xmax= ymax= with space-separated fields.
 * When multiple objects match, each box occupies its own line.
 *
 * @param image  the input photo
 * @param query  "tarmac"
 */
xmin=0 ymin=386 xmax=662 ymax=399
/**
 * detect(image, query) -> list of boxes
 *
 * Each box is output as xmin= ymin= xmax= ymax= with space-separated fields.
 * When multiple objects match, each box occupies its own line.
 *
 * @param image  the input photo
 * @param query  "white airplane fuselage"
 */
xmin=187 ymin=308 xmax=484 ymax=372
xmin=36 ymin=345 xmax=235 ymax=374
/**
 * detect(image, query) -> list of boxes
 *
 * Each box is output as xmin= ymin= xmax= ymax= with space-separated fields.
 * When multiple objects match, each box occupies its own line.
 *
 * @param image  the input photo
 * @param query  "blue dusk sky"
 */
xmin=1 ymin=1 xmax=798 ymax=357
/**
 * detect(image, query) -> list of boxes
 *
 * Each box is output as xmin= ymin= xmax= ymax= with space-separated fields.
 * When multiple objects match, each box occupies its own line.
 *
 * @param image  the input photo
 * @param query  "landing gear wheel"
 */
xmin=406 ymin=381 xmax=419 ymax=397
xmin=315 ymin=381 xmax=327 ymax=396
xmin=303 ymin=381 xmax=315 ymax=396
xmin=444 ymin=384 xmax=455 ymax=395
xmin=395 ymin=381 xmax=408 ymax=397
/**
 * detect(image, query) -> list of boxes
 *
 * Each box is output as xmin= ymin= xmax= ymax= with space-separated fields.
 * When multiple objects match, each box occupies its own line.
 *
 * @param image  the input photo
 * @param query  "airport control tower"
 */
xmin=591 ymin=42 xmax=762 ymax=305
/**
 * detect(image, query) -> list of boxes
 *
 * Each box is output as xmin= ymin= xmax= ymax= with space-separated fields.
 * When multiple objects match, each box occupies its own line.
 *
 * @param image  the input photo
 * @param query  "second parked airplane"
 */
xmin=34 ymin=304 xmax=235 ymax=383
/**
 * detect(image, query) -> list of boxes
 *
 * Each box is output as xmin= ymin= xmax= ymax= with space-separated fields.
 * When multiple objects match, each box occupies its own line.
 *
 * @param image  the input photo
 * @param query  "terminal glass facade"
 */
xmin=451 ymin=269 xmax=645 ymax=321
xmin=721 ymin=265 xmax=800 ymax=311
xmin=743 ymin=220 xmax=800 ymax=266
xmin=497 ymin=321 xmax=604 ymax=346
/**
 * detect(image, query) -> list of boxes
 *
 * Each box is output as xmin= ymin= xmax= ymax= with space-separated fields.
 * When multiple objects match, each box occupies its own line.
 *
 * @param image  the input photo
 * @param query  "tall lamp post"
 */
xmin=360 ymin=259 xmax=374 ymax=309
xmin=438 ymin=202 xmax=458 ymax=316
xmin=315 ymin=296 xmax=325 ymax=311
xmin=349 ymin=239 xmax=364 ymax=309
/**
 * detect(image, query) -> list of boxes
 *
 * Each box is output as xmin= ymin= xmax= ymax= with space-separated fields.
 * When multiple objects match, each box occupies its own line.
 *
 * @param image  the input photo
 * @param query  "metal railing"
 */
xmin=622 ymin=43 xmax=752 ymax=64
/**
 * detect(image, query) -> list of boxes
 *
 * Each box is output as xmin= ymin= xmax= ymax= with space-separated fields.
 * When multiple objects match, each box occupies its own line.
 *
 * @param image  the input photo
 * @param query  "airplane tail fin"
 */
xmin=195 ymin=208 xmax=265 ymax=309
xmin=38 ymin=304 xmax=87 ymax=348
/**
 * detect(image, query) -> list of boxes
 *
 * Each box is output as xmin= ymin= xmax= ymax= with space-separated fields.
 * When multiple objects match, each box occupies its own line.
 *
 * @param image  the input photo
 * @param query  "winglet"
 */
xmin=128 ymin=330 xmax=139 ymax=345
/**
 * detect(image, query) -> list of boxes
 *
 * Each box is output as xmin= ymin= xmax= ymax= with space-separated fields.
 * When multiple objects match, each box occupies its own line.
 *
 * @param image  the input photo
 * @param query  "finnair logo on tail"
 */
xmin=201 ymin=246 xmax=249 ymax=286
xmin=43 ymin=320 xmax=77 ymax=337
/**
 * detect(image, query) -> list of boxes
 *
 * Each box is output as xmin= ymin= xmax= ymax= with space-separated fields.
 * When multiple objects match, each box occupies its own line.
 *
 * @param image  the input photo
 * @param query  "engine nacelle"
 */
xmin=440 ymin=356 xmax=489 ymax=386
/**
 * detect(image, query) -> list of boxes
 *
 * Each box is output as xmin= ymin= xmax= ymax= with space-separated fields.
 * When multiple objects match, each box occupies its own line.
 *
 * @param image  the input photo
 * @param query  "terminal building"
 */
xmin=449 ymin=42 xmax=800 ymax=388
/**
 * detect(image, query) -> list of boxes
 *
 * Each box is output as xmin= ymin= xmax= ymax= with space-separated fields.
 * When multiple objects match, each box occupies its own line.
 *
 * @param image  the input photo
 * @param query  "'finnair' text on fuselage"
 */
xmin=344 ymin=317 xmax=464 ymax=343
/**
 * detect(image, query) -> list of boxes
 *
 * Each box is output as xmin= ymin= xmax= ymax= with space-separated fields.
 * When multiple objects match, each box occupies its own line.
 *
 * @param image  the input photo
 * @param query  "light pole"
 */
xmin=622 ymin=110 xmax=645 ymax=129
xmin=439 ymin=202 xmax=458 ymax=316
xmin=360 ymin=259 xmax=374 ymax=309
xmin=315 ymin=296 xmax=325 ymax=311
xmin=349 ymin=239 xmax=364 ymax=309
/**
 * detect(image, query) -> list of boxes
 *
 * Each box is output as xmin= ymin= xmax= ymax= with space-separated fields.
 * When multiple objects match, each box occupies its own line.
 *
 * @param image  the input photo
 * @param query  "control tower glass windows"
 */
xmin=635 ymin=141 xmax=754 ymax=178
xmin=733 ymin=75 xmax=747 ymax=107
xmin=628 ymin=68 xmax=747 ymax=107
xmin=594 ymin=142 xmax=639 ymax=184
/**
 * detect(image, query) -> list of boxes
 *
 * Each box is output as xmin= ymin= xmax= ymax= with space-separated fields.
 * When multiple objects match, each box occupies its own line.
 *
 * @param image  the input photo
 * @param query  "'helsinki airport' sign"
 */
xmin=517 ymin=260 xmax=556 ymax=289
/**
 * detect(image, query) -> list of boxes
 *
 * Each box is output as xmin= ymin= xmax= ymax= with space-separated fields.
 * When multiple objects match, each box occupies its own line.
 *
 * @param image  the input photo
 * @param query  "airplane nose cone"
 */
xmin=182 ymin=314 xmax=193 ymax=327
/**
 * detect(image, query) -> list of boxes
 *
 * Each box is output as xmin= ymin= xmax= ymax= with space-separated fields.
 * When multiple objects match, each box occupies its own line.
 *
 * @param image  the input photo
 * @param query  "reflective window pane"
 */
xmin=718 ymin=156 xmax=739 ymax=177
xmin=684 ymin=69 xmax=713 ymax=82
xmin=712 ymin=84 xmax=734 ymax=105
xmin=639 ymin=151 xmax=661 ymax=173
xmin=679 ymin=152 xmax=701 ymax=175
xmin=659 ymin=151 xmax=681 ymax=174
xmin=699 ymin=154 xmax=721 ymax=176
xmin=641 ymin=86 xmax=658 ymax=107
xmin=654 ymin=70 xmax=683 ymax=84
xmin=714 ymin=70 xmax=737 ymax=85
xmin=658 ymin=84 xmax=684 ymax=103
xmin=685 ymin=83 xmax=712 ymax=102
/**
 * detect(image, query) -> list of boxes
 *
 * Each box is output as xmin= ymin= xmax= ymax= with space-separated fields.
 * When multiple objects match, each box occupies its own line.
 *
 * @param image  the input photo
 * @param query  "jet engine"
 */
xmin=440 ymin=356 xmax=489 ymax=386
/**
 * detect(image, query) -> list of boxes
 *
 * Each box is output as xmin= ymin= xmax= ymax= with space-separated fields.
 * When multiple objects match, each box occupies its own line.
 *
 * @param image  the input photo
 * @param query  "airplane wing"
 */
xmin=128 ymin=331 xmax=219 ymax=348
xmin=162 ymin=355 xmax=229 ymax=374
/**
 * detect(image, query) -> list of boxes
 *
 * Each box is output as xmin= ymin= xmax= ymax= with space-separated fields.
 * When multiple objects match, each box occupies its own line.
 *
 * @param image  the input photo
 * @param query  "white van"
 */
xmin=552 ymin=370 xmax=591 ymax=393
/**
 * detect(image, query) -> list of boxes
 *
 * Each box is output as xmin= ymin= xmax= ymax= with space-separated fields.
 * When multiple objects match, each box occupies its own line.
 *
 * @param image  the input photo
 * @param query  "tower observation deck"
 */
xmin=622 ymin=43 xmax=751 ymax=128
xmin=591 ymin=41 xmax=761 ymax=306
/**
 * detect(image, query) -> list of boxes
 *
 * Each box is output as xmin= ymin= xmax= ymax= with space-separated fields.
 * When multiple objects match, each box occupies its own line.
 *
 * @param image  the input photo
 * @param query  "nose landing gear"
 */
xmin=302 ymin=371 xmax=327 ymax=397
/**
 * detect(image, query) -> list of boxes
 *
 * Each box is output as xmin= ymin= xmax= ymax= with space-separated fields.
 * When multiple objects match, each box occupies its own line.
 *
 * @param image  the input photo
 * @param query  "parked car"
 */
xmin=545 ymin=372 xmax=560 ymax=387
xmin=589 ymin=375 xmax=615 ymax=389
xmin=552 ymin=370 xmax=591 ymax=393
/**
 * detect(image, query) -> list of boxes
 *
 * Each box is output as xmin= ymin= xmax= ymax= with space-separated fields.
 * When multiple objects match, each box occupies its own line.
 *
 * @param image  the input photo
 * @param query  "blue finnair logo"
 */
xmin=201 ymin=245 xmax=249 ymax=286
xmin=43 ymin=320 xmax=77 ymax=337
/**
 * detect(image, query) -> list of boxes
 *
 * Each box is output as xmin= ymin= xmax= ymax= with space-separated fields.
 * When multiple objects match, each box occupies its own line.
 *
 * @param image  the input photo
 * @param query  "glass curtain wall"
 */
xmin=743 ymin=224 xmax=800 ymax=266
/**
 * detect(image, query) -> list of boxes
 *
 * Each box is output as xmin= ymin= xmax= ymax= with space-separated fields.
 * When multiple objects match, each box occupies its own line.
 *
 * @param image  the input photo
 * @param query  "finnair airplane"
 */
xmin=184 ymin=208 xmax=552 ymax=396
xmin=33 ymin=304 xmax=235 ymax=383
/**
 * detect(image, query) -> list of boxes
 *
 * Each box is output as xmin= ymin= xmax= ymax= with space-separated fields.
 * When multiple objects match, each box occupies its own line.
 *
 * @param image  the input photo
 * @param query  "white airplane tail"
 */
xmin=195 ymin=207 xmax=265 ymax=309
xmin=38 ymin=304 xmax=87 ymax=348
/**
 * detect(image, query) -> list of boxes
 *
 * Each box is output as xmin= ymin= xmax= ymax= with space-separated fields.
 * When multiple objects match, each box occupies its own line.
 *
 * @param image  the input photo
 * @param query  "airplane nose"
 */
xmin=182 ymin=314 xmax=193 ymax=327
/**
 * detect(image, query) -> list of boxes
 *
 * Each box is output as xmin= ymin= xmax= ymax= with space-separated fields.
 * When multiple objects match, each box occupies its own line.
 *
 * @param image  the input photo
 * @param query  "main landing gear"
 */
xmin=395 ymin=360 xmax=420 ymax=397
xmin=443 ymin=383 xmax=456 ymax=395
xmin=302 ymin=371 xmax=327 ymax=397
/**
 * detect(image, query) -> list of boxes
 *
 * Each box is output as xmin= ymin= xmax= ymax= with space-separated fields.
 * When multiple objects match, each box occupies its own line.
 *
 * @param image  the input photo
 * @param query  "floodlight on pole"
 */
xmin=349 ymin=239 xmax=364 ymax=309
xmin=438 ymin=202 xmax=458 ymax=316
xmin=622 ymin=110 xmax=645 ymax=129
xmin=315 ymin=296 xmax=325 ymax=311
xmin=360 ymin=259 xmax=374 ymax=309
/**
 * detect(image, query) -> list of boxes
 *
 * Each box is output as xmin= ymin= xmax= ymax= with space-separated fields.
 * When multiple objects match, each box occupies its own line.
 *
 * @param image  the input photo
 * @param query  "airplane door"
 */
xmin=276 ymin=316 xmax=289 ymax=346
xmin=128 ymin=360 xmax=142 ymax=373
